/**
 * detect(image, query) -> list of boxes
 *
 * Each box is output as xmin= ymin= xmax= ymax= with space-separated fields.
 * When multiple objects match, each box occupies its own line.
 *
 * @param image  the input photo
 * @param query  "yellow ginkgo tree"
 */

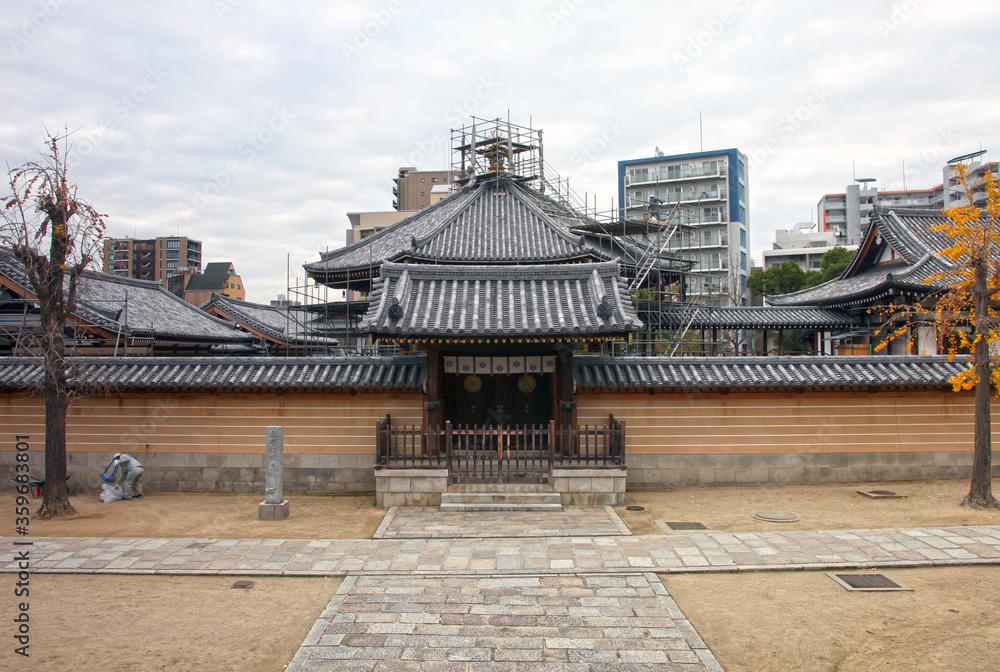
xmin=878 ymin=162 xmax=1000 ymax=509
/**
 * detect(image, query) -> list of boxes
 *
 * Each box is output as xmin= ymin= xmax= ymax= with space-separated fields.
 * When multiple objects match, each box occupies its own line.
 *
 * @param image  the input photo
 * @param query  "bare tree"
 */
xmin=1 ymin=132 xmax=106 ymax=518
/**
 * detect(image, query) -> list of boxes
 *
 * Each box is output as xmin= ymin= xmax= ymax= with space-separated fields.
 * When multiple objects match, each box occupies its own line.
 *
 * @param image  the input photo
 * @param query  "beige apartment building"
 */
xmin=102 ymin=236 xmax=202 ymax=286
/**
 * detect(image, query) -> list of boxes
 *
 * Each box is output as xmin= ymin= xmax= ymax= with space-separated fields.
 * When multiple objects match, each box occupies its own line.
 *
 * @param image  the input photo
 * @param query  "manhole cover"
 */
xmin=231 ymin=580 xmax=255 ymax=589
xmin=666 ymin=521 xmax=707 ymax=530
xmin=827 ymin=573 xmax=912 ymax=592
xmin=625 ymin=505 xmax=645 ymax=511
xmin=752 ymin=511 xmax=800 ymax=523
xmin=857 ymin=489 xmax=906 ymax=499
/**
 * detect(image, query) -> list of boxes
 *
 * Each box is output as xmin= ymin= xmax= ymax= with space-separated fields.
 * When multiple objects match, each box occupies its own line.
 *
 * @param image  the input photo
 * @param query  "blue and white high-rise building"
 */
xmin=618 ymin=148 xmax=749 ymax=306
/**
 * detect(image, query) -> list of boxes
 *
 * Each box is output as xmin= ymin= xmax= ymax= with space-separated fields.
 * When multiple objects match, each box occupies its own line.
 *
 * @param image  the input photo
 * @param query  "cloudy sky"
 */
xmin=3 ymin=0 xmax=998 ymax=303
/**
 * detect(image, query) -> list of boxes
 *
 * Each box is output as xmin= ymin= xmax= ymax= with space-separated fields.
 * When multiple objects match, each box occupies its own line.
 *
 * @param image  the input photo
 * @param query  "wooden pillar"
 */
xmin=426 ymin=344 xmax=442 ymax=429
xmin=778 ymin=328 xmax=784 ymax=356
xmin=711 ymin=327 xmax=718 ymax=356
xmin=557 ymin=348 xmax=574 ymax=430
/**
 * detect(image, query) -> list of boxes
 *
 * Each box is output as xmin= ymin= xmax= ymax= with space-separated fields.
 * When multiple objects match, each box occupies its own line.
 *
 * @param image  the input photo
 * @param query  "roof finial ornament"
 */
xmin=597 ymin=296 xmax=613 ymax=320
xmin=388 ymin=297 xmax=403 ymax=321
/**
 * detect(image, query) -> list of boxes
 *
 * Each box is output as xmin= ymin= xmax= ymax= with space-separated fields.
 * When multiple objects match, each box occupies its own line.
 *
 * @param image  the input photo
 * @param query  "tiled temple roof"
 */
xmin=361 ymin=261 xmax=643 ymax=341
xmin=0 ymin=356 xmax=425 ymax=390
xmin=201 ymin=293 xmax=339 ymax=346
xmin=639 ymin=304 xmax=856 ymax=330
xmin=0 ymin=249 xmax=254 ymax=345
xmin=0 ymin=354 xmax=964 ymax=392
xmin=574 ymin=355 xmax=967 ymax=390
xmin=769 ymin=208 xmax=957 ymax=308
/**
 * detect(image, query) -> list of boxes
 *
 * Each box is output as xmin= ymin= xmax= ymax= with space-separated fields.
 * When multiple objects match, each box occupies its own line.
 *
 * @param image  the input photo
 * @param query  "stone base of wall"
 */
xmin=551 ymin=468 xmax=627 ymax=506
xmin=375 ymin=468 xmax=449 ymax=507
xmin=0 ymin=451 xmax=376 ymax=494
xmin=626 ymin=451 xmax=998 ymax=487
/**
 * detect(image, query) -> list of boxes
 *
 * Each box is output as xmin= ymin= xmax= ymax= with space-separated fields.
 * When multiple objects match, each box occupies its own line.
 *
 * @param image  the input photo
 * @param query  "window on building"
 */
xmin=167 ymin=260 xmax=177 ymax=268
xmin=740 ymin=228 xmax=746 ymax=248
xmin=431 ymin=177 xmax=439 ymax=182
xmin=167 ymin=240 xmax=180 ymax=249
xmin=741 ymin=251 xmax=747 ymax=271
xmin=421 ymin=192 xmax=425 ymax=197
xmin=666 ymin=165 xmax=683 ymax=179
xmin=421 ymin=178 xmax=425 ymax=182
xmin=737 ymin=161 xmax=745 ymax=179
xmin=167 ymin=250 xmax=179 ymax=259
xmin=738 ymin=206 xmax=746 ymax=222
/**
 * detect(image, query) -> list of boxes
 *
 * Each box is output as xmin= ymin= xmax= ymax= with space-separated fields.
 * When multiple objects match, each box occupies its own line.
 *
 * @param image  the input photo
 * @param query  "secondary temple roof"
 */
xmin=768 ymin=208 xmax=957 ymax=308
xmin=639 ymin=304 xmax=856 ymax=330
xmin=0 ymin=249 xmax=255 ymax=346
xmin=201 ymin=293 xmax=339 ymax=347
xmin=0 ymin=356 xmax=426 ymax=390
xmin=574 ymin=354 xmax=967 ymax=391
xmin=361 ymin=261 xmax=643 ymax=341
xmin=0 ymin=354 xmax=965 ymax=392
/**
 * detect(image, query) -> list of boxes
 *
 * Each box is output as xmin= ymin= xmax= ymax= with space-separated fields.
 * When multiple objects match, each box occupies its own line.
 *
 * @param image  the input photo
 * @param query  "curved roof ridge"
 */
xmin=407 ymin=180 xmax=497 ymax=249
xmin=306 ymin=184 xmax=478 ymax=268
xmin=505 ymin=179 xmax=588 ymax=247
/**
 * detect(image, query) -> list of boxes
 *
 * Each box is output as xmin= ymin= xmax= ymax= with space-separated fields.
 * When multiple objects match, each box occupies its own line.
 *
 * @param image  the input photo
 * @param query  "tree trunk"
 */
xmin=39 ymin=366 xmax=76 ymax=519
xmin=36 ymin=202 xmax=77 ymax=519
xmin=963 ymin=256 xmax=999 ymax=509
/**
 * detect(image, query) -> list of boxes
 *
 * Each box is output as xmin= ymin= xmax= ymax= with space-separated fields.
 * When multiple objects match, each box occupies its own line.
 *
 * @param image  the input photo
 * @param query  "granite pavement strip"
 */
xmin=3 ymin=509 xmax=1000 ymax=671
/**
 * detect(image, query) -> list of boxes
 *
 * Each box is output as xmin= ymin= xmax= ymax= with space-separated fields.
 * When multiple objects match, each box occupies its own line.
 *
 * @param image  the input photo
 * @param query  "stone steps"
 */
xmin=440 ymin=483 xmax=563 ymax=512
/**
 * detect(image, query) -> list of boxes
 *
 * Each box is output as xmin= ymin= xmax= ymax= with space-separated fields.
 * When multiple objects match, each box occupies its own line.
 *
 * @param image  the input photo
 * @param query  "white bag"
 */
xmin=100 ymin=482 xmax=124 ymax=503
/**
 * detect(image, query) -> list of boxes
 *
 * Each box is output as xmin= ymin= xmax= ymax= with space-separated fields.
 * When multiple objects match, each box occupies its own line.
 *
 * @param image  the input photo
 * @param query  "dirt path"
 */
xmin=22 ymin=492 xmax=385 ymax=539
xmin=2 ymin=575 xmax=340 ymax=672
xmin=615 ymin=479 xmax=1000 ymax=534
xmin=663 ymin=566 xmax=1000 ymax=672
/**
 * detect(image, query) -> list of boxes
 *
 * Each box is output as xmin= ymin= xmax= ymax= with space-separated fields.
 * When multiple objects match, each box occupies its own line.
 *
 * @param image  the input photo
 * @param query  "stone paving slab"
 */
xmin=4 ymin=525 xmax=999 ymax=576
xmin=375 ymin=506 xmax=632 ymax=539
xmin=286 ymin=573 xmax=722 ymax=672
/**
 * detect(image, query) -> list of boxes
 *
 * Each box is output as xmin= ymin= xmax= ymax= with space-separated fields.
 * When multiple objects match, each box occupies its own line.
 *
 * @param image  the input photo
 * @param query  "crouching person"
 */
xmin=114 ymin=453 xmax=144 ymax=500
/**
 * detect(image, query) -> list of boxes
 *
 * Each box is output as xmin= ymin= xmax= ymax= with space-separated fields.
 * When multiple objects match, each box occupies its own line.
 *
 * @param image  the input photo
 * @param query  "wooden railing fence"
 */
xmin=375 ymin=414 xmax=625 ymax=484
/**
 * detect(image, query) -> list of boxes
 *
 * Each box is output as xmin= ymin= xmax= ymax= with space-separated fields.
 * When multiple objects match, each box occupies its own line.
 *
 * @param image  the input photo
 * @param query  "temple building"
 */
xmin=0 ymin=120 xmax=995 ymax=502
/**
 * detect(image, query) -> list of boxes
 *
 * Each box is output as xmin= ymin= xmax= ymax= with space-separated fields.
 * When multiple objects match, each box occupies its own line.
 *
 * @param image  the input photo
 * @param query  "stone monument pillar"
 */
xmin=258 ymin=426 xmax=290 ymax=520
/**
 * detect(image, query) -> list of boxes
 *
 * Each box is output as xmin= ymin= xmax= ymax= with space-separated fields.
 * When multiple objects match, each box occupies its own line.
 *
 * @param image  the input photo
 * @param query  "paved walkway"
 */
xmin=8 ymin=525 xmax=1000 ymax=575
xmin=373 ymin=506 xmax=632 ymax=539
xmin=4 ymin=515 xmax=1000 ymax=671
xmin=287 ymin=573 xmax=718 ymax=671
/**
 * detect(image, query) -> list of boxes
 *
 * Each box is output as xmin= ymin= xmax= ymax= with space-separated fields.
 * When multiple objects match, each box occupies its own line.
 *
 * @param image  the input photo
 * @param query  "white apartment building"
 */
xmin=818 ymin=151 xmax=997 ymax=246
xmin=762 ymin=222 xmax=857 ymax=272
